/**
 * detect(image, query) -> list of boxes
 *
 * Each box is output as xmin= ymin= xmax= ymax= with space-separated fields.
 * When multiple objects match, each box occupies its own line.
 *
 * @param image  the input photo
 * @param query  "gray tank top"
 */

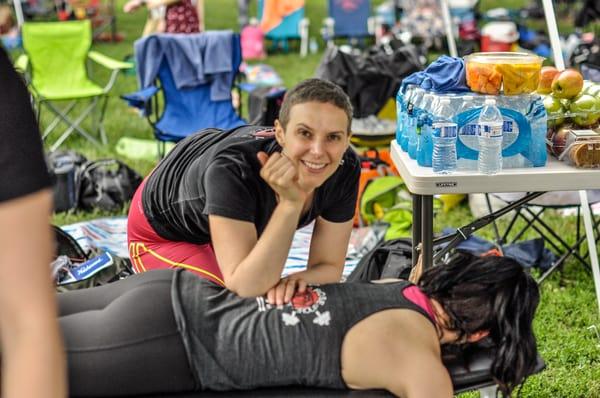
xmin=171 ymin=270 xmax=436 ymax=391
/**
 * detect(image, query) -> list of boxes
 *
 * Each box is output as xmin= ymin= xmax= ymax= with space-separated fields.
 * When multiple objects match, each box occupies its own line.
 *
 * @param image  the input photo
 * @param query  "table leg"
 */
xmin=579 ymin=190 xmax=600 ymax=315
xmin=412 ymin=194 xmax=422 ymax=267
xmin=422 ymin=195 xmax=434 ymax=269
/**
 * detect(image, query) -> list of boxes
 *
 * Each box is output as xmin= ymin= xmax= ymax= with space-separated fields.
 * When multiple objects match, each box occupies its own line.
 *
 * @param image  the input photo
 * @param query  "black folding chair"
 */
xmin=483 ymin=191 xmax=600 ymax=283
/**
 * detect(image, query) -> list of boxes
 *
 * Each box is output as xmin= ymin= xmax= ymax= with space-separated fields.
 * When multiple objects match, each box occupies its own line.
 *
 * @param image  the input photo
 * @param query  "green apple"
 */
xmin=584 ymin=84 xmax=600 ymax=99
xmin=552 ymin=69 xmax=584 ymax=99
xmin=544 ymin=95 xmax=566 ymax=127
xmin=569 ymin=94 xmax=600 ymax=127
xmin=582 ymin=80 xmax=595 ymax=93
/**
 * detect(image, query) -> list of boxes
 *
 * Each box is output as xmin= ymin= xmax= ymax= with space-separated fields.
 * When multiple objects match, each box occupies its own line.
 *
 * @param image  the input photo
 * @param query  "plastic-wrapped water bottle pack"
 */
xmin=396 ymin=85 xmax=548 ymax=174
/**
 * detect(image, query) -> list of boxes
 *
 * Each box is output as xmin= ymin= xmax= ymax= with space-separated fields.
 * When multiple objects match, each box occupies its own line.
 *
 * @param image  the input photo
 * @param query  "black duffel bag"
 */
xmin=78 ymin=159 xmax=143 ymax=212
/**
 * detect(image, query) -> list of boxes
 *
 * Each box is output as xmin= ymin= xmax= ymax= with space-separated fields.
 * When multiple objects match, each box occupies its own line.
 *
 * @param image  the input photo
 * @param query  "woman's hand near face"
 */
xmin=267 ymin=277 xmax=308 ymax=306
xmin=257 ymin=151 xmax=308 ymax=205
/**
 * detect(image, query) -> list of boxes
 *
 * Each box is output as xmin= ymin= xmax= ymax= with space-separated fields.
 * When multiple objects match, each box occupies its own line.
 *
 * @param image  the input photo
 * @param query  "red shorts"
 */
xmin=127 ymin=179 xmax=224 ymax=286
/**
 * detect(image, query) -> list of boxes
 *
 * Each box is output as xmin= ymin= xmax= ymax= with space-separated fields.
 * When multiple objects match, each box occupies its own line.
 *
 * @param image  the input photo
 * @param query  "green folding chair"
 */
xmin=17 ymin=20 xmax=132 ymax=151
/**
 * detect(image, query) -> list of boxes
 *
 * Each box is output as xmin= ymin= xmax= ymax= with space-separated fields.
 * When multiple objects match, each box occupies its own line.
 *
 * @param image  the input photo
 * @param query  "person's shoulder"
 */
xmin=342 ymin=146 xmax=360 ymax=164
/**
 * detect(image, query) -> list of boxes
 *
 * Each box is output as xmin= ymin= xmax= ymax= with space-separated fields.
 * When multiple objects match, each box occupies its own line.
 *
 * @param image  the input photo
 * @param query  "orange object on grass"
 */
xmin=259 ymin=0 xmax=304 ymax=33
xmin=352 ymin=148 xmax=399 ymax=227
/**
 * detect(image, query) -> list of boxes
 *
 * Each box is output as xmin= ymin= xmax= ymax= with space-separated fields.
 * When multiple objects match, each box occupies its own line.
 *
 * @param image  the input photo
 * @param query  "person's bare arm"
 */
xmin=210 ymin=151 xmax=311 ymax=297
xmin=146 ymin=0 xmax=181 ymax=8
xmin=195 ymin=0 xmax=204 ymax=30
xmin=386 ymin=350 xmax=453 ymax=398
xmin=0 ymin=190 xmax=66 ymax=398
xmin=266 ymin=216 xmax=351 ymax=305
xmin=210 ymin=200 xmax=302 ymax=297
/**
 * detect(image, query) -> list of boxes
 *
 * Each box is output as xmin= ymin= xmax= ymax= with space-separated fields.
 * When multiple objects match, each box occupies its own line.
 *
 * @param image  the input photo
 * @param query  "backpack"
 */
xmin=47 ymin=150 xmax=88 ymax=212
xmin=51 ymin=225 xmax=133 ymax=292
xmin=248 ymin=86 xmax=286 ymax=126
xmin=77 ymin=159 xmax=143 ymax=212
xmin=346 ymin=238 xmax=414 ymax=282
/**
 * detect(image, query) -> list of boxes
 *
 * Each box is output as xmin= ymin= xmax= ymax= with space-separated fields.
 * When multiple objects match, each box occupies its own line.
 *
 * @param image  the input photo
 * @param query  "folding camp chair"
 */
xmin=483 ymin=191 xmax=600 ymax=283
xmin=322 ymin=0 xmax=377 ymax=47
xmin=17 ymin=20 xmax=132 ymax=151
xmin=121 ymin=32 xmax=245 ymax=157
xmin=257 ymin=0 xmax=309 ymax=57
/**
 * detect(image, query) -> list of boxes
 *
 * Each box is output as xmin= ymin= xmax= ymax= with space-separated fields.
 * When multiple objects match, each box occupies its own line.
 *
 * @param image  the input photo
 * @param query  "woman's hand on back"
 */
xmin=257 ymin=151 xmax=308 ymax=206
xmin=267 ymin=277 xmax=308 ymax=306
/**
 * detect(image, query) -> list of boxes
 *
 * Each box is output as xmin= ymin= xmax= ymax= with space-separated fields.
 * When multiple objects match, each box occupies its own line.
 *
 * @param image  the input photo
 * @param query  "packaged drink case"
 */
xmin=416 ymin=93 xmax=435 ymax=167
xmin=407 ymin=89 xmax=425 ymax=159
xmin=396 ymin=87 xmax=547 ymax=170
xmin=432 ymin=98 xmax=458 ymax=174
xmin=453 ymin=93 xmax=547 ymax=170
xmin=477 ymin=98 xmax=504 ymax=174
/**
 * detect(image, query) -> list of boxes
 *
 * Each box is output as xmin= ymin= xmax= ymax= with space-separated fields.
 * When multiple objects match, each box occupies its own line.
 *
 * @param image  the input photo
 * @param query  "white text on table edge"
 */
xmin=435 ymin=182 xmax=457 ymax=188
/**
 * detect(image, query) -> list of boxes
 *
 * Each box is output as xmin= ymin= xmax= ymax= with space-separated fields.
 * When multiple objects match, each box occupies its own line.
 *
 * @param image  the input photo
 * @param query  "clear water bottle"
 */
xmin=432 ymin=98 xmax=457 ymax=174
xmin=417 ymin=93 xmax=434 ymax=167
xmin=477 ymin=98 xmax=504 ymax=175
xmin=457 ymin=95 xmax=479 ymax=150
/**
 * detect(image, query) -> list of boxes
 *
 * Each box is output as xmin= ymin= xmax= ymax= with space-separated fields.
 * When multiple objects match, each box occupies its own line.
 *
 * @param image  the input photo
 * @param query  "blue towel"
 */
xmin=401 ymin=55 xmax=470 ymax=93
xmin=441 ymin=228 xmax=555 ymax=270
xmin=134 ymin=31 xmax=234 ymax=101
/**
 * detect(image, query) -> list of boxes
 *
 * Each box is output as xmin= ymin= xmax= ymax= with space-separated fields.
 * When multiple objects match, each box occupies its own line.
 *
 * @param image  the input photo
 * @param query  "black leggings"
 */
xmin=58 ymin=269 xmax=197 ymax=397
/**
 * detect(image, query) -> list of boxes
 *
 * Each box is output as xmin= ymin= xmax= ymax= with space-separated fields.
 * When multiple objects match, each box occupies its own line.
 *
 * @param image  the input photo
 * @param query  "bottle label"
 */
xmin=480 ymin=124 xmax=502 ymax=138
xmin=502 ymin=120 xmax=519 ymax=149
xmin=458 ymin=123 xmax=479 ymax=150
xmin=433 ymin=124 xmax=457 ymax=138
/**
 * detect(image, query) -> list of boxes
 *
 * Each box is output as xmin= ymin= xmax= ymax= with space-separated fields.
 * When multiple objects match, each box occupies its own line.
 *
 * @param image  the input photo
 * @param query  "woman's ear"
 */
xmin=274 ymin=119 xmax=285 ymax=146
xmin=466 ymin=330 xmax=490 ymax=343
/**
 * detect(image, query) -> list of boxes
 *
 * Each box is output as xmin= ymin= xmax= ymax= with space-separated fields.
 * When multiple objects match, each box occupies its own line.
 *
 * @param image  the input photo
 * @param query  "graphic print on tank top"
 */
xmin=256 ymin=287 xmax=331 ymax=327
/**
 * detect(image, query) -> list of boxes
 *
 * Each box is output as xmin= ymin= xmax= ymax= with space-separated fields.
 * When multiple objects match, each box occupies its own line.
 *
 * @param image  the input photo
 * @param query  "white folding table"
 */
xmin=390 ymin=140 xmax=600 ymax=313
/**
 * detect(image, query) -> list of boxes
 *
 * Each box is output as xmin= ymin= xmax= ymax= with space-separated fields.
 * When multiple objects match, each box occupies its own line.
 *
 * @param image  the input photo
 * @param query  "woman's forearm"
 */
xmin=2 ymin=312 xmax=66 ymax=398
xmin=227 ymin=201 xmax=303 ymax=297
xmin=147 ymin=0 xmax=180 ymax=8
xmin=286 ymin=262 xmax=343 ymax=285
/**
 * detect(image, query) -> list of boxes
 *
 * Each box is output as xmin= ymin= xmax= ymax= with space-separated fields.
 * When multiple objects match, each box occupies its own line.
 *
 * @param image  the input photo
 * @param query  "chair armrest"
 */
xmin=121 ymin=86 xmax=160 ymax=115
xmin=14 ymin=54 xmax=29 ymax=73
xmin=88 ymin=50 xmax=133 ymax=70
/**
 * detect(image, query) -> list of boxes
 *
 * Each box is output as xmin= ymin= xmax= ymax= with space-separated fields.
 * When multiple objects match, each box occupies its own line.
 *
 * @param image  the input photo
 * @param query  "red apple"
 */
xmin=537 ymin=66 xmax=560 ymax=94
xmin=551 ymin=69 xmax=584 ymax=99
xmin=551 ymin=124 xmax=572 ymax=156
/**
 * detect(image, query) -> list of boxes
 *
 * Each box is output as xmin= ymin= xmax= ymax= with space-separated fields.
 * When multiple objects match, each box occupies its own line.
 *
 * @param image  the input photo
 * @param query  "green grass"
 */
xmin=31 ymin=0 xmax=600 ymax=396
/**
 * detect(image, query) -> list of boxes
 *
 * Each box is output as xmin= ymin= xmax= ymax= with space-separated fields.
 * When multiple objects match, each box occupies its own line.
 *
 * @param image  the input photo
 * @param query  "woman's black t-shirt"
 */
xmin=142 ymin=126 xmax=360 ymax=244
xmin=0 ymin=47 xmax=51 ymax=203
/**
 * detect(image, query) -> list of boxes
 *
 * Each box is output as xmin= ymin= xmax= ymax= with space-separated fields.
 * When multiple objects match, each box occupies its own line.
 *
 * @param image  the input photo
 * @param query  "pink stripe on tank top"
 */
xmin=402 ymin=285 xmax=435 ymax=321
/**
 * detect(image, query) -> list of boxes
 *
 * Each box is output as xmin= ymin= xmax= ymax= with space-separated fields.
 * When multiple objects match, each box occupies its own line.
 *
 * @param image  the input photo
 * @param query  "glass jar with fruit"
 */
xmin=464 ymin=52 xmax=544 ymax=96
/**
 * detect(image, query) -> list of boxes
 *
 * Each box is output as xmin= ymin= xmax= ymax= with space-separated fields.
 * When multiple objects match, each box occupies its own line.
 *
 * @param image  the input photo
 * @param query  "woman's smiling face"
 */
xmin=275 ymin=101 xmax=350 ymax=192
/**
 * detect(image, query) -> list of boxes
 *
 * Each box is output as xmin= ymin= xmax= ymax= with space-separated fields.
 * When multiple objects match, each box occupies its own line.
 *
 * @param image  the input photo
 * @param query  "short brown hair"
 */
xmin=278 ymin=78 xmax=353 ymax=133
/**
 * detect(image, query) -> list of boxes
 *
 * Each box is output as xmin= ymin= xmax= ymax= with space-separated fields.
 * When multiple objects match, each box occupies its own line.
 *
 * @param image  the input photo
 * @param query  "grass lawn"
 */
xmin=31 ymin=0 xmax=600 ymax=396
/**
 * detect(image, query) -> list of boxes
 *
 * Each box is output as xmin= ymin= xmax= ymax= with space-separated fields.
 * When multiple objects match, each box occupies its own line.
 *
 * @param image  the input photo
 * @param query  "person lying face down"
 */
xmin=127 ymin=78 xmax=360 ymax=304
xmin=59 ymin=252 xmax=540 ymax=398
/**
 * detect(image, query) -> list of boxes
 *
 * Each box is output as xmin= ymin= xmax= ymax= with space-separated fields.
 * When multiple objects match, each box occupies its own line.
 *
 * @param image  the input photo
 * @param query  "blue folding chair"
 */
xmin=122 ymin=32 xmax=245 ymax=157
xmin=257 ymin=0 xmax=309 ymax=56
xmin=323 ymin=0 xmax=376 ymax=47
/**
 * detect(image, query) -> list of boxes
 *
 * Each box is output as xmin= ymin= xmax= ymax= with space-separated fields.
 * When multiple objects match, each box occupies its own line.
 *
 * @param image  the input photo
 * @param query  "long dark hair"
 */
xmin=418 ymin=252 xmax=540 ymax=396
